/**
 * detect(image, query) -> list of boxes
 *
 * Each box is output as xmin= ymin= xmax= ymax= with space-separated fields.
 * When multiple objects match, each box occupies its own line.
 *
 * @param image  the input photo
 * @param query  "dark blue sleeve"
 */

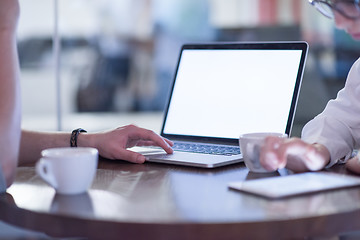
xmin=0 ymin=164 xmax=6 ymax=193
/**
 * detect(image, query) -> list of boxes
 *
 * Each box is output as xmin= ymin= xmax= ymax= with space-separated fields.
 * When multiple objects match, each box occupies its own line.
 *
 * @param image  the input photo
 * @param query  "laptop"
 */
xmin=133 ymin=41 xmax=308 ymax=168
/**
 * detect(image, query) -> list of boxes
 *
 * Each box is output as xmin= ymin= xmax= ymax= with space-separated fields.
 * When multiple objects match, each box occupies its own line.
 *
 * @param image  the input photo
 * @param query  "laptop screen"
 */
xmin=161 ymin=42 xmax=308 ymax=144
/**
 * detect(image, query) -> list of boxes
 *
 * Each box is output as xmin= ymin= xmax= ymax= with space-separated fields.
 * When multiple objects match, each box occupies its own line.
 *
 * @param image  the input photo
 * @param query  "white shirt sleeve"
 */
xmin=302 ymin=57 xmax=360 ymax=167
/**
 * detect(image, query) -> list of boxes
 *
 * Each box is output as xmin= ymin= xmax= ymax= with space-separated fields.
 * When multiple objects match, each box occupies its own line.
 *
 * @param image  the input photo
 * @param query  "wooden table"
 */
xmin=1 ymin=159 xmax=360 ymax=240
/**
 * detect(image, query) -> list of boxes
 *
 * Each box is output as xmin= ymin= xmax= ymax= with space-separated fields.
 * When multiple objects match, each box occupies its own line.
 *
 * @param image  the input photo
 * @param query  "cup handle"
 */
xmin=36 ymin=158 xmax=58 ymax=189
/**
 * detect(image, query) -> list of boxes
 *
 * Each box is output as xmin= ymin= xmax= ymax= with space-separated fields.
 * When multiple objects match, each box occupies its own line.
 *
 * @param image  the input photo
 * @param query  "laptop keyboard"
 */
xmin=172 ymin=142 xmax=241 ymax=156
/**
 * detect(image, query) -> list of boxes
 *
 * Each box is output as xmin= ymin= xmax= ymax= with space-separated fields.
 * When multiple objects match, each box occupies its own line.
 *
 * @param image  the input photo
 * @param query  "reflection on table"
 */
xmin=1 ymin=160 xmax=360 ymax=239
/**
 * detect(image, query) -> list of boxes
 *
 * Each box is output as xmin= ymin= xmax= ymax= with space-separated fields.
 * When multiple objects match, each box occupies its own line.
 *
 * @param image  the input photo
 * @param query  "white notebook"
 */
xmin=228 ymin=172 xmax=360 ymax=199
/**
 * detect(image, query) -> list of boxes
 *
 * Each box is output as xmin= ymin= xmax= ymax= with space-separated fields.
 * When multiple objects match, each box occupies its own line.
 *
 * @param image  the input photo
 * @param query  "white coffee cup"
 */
xmin=239 ymin=132 xmax=287 ymax=173
xmin=36 ymin=147 xmax=98 ymax=195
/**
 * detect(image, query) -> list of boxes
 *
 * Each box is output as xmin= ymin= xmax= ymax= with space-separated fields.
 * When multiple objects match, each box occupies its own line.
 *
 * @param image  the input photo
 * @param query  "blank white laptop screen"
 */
xmin=163 ymin=48 xmax=303 ymax=139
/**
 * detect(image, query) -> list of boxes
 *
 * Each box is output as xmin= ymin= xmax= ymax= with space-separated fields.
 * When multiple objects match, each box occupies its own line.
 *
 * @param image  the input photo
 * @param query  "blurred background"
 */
xmin=17 ymin=0 xmax=360 ymax=136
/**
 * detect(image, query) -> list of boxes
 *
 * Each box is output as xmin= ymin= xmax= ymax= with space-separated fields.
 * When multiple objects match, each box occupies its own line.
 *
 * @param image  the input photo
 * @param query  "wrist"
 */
xmin=70 ymin=128 xmax=87 ymax=147
xmin=77 ymin=132 xmax=96 ymax=148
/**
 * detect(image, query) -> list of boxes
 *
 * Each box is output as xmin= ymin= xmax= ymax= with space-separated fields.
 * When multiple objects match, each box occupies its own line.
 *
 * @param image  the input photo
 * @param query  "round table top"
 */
xmin=2 ymin=160 xmax=360 ymax=240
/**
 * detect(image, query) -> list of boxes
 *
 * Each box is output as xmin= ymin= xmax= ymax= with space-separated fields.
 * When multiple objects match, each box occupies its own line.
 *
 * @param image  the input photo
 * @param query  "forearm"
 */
xmin=0 ymin=30 xmax=21 ymax=186
xmin=19 ymin=128 xmax=100 ymax=165
xmin=302 ymin=115 xmax=355 ymax=167
xmin=19 ymin=130 xmax=70 ymax=165
xmin=302 ymin=60 xmax=360 ymax=166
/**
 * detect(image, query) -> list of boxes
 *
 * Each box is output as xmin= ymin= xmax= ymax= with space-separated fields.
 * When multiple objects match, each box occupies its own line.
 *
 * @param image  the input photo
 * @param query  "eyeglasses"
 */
xmin=308 ymin=0 xmax=360 ymax=19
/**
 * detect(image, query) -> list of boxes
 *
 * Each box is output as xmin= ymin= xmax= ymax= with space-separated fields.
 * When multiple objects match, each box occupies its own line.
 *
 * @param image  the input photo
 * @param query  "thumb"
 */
xmin=116 ymin=149 xmax=146 ymax=164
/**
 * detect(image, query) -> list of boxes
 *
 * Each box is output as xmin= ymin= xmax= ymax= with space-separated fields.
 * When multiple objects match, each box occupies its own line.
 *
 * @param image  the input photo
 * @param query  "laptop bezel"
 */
xmin=160 ymin=41 xmax=308 ymax=145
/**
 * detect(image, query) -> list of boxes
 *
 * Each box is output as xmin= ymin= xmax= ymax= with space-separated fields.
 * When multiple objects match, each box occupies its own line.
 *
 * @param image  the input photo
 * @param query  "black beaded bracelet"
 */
xmin=70 ymin=128 xmax=87 ymax=147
